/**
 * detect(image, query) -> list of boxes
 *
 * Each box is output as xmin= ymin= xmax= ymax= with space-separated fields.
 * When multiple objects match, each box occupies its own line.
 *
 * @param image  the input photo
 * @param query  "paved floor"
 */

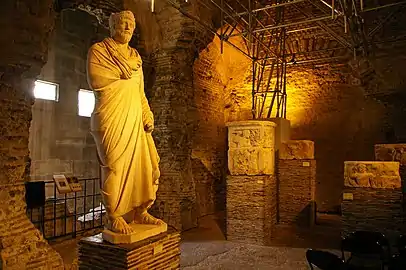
xmin=179 ymin=213 xmax=342 ymax=269
xmin=52 ymin=213 xmax=343 ymax=269
xmin=181 ymin=241 xmax=314 ymax=269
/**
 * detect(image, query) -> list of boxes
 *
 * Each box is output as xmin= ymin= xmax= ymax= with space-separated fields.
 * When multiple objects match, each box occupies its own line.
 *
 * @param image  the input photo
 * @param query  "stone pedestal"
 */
xmin=341 ymin=161 xmax=403 ymax=237
xmin=226 ymin=175 xmax=276 ymax=245
xmin=278 ymin=141 xmax=316 ymax=227
xmin=102 ymin=223 xmax=168 ymax=244
xmin=78 ymin=230 xmax=180 ymax=269
xmin=269 ymin=117 xmax=291 ymax=150
xmin=226 ymin=121 xmax=276 ymax=175
xmin=225 ymin=121 xmax=277 ymax=245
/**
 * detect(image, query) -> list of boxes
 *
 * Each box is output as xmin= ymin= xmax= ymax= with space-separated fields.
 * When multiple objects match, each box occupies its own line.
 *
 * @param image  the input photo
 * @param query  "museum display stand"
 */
xmin=78 ymin=230 xmax=180 ymax=269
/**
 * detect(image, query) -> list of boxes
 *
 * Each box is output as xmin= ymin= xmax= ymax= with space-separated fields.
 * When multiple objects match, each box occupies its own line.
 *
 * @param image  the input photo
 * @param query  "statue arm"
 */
xmin=140 ymin=72 xmax=154 ymax=130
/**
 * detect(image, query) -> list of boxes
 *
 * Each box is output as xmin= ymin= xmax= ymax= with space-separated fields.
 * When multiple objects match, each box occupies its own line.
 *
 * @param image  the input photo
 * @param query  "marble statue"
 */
xmin=87 ymin=10 xmax=166 ymax=243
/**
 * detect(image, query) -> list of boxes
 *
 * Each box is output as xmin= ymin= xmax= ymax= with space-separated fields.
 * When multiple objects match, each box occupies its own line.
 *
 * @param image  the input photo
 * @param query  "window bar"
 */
xmin=53 ymin=182 xmax=57 ymax=238
xmin=92 ymin=177 xmax=96 ymax=228
xmin=73 ymin=191 xmax=77 ymax=238
xmin=64 ymin=193 xmax=67 ymax=235
xmin=83 ymin=179 xmax=87 ymax=230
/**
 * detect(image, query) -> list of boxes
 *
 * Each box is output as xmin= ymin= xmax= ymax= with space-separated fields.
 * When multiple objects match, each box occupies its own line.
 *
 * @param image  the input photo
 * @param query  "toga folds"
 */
xmin=87 ymin=37 xmax=160 ymax=219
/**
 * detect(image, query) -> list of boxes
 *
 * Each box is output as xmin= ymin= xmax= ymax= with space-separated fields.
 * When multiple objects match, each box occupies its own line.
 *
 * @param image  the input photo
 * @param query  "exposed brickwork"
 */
xmin=226 ymin=175 xmax=277 ymax=245
xmin=0 ymin=185 xmax=63 ymax=269
xmin=232 ymin=58 xmax=406 ymax=212
xmin=341 ymin=187 xmax=404 ymax=237
xmin=78 ymin=230 xmax=180 ymax=269
xmin=192 ymin=35 xmax=227 ymax=217
xmin=138 ymin=3 xmax=200 ymax=230
xmin=0 ymin=1 xmax=123 ymax=268
xmin=0 ymin=0 xmax=67 ymax=268
xmin=277 ymin=159 xmax=316 ymax=227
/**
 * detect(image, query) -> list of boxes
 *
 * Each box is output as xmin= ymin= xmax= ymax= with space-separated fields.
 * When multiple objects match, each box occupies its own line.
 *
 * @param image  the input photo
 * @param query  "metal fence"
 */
xmin=26 ymin=177 xmax=105 ymax=240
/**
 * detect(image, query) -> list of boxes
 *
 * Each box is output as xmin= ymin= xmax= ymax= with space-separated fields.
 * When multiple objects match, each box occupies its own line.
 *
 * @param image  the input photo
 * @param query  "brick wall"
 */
xmin=341 ymin=187 xmax=404 ymax=237
xmin=277 ymin=159 xmax=316 ymax=226
xmin=0 ymin=0 xmax=66 ymax=268
xmin=29 ymin=9 xmax=107 ymax=186
xmin=226 ymin=175 xmax=276 ymax=245
xmin=229 ymin=56 xmax=406 ymax=213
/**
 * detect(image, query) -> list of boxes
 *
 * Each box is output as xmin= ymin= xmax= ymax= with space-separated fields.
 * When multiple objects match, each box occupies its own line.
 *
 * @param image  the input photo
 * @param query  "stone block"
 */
xmin=102 ymin=223 xmax=168 ymax=244
xmin=344 ymin=161 xmax=401 ymax=189
xmin=375 ymin=144 xmax=406 ymax=166
xmin=226 ymin=121 xmax=276 ymax=175
xmin=269 ymin=117 xmax=291 ymax=150
xmin=31 ymin=159 xmax=73 ymax=178
xmin=279 ymin=140 xmax=315 ymax=160
xmin=0 ymin=185 xmax=64 ymax=269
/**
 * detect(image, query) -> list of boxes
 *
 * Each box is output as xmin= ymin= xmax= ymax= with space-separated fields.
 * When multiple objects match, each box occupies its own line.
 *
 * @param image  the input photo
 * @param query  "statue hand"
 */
xmin=144 ymin=122 xmax=154 ymax=133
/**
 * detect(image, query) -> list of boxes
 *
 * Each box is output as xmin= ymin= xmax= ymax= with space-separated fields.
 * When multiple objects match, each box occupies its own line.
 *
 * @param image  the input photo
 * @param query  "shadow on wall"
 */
xmin=287 ymin=68 xmax=388 ymax=212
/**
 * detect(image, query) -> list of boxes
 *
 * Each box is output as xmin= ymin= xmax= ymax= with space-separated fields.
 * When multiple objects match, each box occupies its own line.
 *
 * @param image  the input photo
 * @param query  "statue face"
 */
xmin=112 ymin=16 xmax=135 ymax=44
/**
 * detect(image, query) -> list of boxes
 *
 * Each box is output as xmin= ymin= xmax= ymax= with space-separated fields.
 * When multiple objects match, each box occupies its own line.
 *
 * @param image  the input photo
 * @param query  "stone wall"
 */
xmin=0 ymin=1 xmax=123 ymax=268
xmin=29 ymin=9 xmax=107 ymax=186
xmin=341 ymin=161 xmax=403 ymax=237
xmin=226 ymin=175 xmax=276 ymax=245
xmin=287 ymin=66 xmax=390 ymax=212
xmin=218 ymin=48 xmax=406 ymax=213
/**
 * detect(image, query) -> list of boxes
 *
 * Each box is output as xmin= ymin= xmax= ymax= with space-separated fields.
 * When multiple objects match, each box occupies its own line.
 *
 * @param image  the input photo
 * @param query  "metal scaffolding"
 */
xmin=166 ymin=0 xmax=406 ymax=118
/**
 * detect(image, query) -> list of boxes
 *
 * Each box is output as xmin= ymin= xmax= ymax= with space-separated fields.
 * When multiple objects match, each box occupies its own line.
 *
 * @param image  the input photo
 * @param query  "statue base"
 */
xmin=79 ymin=229 xmax=180 ymax=269
xmin=102 ymin=222 xmax=168 ymax=244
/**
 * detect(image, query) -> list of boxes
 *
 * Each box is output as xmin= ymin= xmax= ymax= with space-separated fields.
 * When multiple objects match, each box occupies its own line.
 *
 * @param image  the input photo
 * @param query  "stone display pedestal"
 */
xmin=277 ymin=140 xmax=316 ymax=227
xmin=341 ymin=161 xmax=403 ymax=237
xmin=78 ymin=230 xmax=180 ymax=270
xmin=226 ymin=175 xmax=276 ymax=245
xmin=225 ymin=121 xmax=277 ymax=245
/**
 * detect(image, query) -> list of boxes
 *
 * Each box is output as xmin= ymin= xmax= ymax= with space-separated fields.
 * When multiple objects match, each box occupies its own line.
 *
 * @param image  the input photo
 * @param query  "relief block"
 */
xmin=344 ymin=161 xmax=401 ymax=189
xmin=226 ymin=121 xmax=276 ymax=175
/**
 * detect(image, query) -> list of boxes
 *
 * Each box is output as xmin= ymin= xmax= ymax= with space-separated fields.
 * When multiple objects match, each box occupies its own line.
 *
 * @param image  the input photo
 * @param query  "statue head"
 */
xmin=109 ymin=11 xmax=136 ymax=44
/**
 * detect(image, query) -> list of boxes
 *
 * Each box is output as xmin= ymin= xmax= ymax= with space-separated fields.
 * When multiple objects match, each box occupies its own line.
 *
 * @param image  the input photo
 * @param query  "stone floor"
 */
xmin=51 ymin=213 xmax=343 ymax=269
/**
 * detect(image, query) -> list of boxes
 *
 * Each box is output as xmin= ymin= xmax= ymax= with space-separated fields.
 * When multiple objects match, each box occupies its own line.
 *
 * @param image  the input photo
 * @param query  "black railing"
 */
xmin=26 ymin=177 xmax=105 ymax=240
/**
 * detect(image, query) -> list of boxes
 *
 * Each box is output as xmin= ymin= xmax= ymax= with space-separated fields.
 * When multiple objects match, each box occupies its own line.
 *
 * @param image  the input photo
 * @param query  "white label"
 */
xmin=343 ymin=193 xmax=354 ymax=201
xmin=257 ymin=180 xmax=264 ymax=184
xmin=153 ymin=243 xmax=164 ymax=255
xmin=302 ymin=162 xmax=310 ymax=167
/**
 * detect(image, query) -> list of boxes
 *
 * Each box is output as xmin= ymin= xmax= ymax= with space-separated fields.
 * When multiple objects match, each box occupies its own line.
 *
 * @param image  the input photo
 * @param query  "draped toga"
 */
xmin=87 ymin=37 xmax=160 ymax=219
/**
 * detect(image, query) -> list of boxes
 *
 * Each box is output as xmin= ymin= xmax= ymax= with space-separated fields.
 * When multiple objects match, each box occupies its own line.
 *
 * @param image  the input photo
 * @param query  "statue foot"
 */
xmin=132 ymin=212 xmax=165 ymax=225
xmin=107 ymin=217 xmax=134 ymax=234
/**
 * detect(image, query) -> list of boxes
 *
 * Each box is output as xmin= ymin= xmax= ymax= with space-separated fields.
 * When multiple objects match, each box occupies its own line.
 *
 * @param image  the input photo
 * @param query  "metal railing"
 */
xmin=26 ymin=177 xmax=105 ymax=240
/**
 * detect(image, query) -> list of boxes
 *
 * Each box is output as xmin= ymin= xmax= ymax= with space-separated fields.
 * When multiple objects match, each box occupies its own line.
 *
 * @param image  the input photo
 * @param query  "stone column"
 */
xmin=277 ymin=140 xmax=316 ymax=227
xmin=0 ymin=1 xmax=65 ymax=268
xmin=341 ymin=161 xmax=403 ymax=237
xmin=225 ymin=121 xmax=276 ymax=245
